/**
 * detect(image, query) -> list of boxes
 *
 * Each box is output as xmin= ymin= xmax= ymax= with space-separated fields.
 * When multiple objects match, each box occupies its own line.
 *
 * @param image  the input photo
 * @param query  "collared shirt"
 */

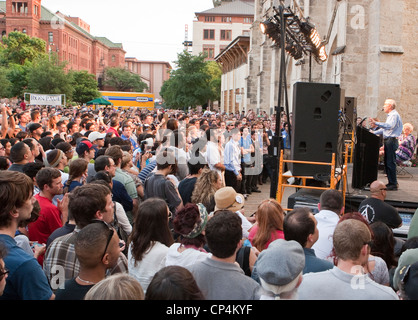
xmin=374 ymin=109 xmax=403 ymax=138
xmin=43 ymin=228 xmax=128 ymax=291
xmin=114 ymin=168 xmax=138 ymax=200
xmin=121 ymin=134 xmax=139 ymax=150
xmin=240 ymin=135 xmax=252 ymax=163
xmin=224 ymin=139 xmax=241 ymax=175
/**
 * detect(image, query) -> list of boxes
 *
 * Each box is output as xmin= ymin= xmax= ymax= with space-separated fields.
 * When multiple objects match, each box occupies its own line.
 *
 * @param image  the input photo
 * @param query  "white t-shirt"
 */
xmin=165 ymin=243 xmax=211 ymax=268
xmin=128 ymin=241 xmax=168 ymax=293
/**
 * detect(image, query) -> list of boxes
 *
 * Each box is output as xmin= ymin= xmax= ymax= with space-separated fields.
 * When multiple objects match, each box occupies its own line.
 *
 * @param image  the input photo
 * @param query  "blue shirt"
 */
xmin=374 ymin=109 xmax=403 ymax=138
xmin=240 ymin=135 xmax=252 ymax=163
xmin=224 ymin=139 xmax=241 ymax=176
xmin=121 ymin=134 xmax=139 ymax=150
xmin=0 ymin=234 xmax=53 ymax=300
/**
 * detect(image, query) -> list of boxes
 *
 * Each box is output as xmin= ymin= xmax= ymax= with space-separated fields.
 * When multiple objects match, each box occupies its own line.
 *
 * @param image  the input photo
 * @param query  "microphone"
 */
xmin=358 ymin=117 xmax=367 ymax=126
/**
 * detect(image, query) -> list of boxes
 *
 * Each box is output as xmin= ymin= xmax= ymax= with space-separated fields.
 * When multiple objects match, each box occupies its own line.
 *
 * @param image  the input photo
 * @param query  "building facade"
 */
xmin=0 ymin=0 xmax=172 ymax=99
xmin=193 ymin=0 xmax=255 ymax=61
xmin=247 ymin=0 xmax=417 ymax=133
xmin=125 ymin=58 xmax=172 ymax=100
xmin=0 ymin=0 xmax=126 ymax=81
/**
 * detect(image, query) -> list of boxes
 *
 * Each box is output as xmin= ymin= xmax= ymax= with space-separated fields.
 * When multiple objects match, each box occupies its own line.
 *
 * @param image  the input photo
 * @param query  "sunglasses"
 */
xmin=0 ymin=267 xmax=9 ymax=281
xmin=90 ymin=220 xmax=114 ymax=260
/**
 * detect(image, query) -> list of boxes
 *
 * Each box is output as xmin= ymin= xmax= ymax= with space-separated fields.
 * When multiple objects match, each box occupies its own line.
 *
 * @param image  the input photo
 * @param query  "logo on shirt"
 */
xmin=359 ymin=204 xmax=375 ymax=224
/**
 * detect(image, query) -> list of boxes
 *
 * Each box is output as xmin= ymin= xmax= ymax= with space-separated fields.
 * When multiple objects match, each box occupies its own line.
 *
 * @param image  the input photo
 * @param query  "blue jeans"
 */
xmin=384 ymin=137 xmax=398 ymax=186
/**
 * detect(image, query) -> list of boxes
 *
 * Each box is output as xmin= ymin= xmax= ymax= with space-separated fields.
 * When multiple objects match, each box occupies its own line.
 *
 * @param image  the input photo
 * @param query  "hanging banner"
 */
xmin=28 ymin=93 xmax=63 ymax=106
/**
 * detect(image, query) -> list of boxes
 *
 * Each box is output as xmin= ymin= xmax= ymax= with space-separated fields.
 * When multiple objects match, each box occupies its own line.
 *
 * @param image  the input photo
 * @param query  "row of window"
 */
xmin=203 ymin=29 xmax=251 ymax=41
xmin=204 ymin=16 xmax=254 ymax=24
xmin=204 ymin=29 xmax=233 ymax=41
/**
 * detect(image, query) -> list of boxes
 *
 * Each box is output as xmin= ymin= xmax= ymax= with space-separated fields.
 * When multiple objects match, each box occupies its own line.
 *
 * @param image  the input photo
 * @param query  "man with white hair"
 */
xmin=370 ymin=99 xmax=403 ymax=190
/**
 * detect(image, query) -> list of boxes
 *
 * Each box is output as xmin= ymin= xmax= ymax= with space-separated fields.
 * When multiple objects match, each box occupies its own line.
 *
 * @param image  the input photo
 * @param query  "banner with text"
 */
xmin=29 ymin=94 xmax=62 ymax=106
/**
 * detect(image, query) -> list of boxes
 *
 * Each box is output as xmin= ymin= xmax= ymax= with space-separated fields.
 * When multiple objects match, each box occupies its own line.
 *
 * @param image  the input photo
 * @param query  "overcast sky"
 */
xmin=41 ymin=0 xmax=214 ymax=66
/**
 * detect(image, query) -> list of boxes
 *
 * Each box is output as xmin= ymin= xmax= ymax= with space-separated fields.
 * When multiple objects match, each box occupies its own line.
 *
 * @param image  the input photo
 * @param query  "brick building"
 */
xmin=0 ymin=0 xmax=126 ymax=84
xmin=0 ymin=0 xmax=172 ymax=98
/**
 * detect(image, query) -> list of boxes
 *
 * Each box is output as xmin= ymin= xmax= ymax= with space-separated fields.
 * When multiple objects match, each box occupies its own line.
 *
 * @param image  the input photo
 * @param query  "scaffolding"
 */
xmin=276 ymin=143 xmax=349 ymax=211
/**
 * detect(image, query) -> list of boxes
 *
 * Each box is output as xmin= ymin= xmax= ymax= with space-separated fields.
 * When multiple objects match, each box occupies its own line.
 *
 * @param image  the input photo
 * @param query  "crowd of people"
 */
xmin=0 ymin=101 xmax=417 ymax=301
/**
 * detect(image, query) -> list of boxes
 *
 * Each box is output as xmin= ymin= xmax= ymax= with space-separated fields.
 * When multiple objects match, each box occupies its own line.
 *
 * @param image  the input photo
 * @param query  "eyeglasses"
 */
xmin=0 ymin=267 xmax=9 ymax=281
xmin=90 ymin=220 xmax=114 ymax=261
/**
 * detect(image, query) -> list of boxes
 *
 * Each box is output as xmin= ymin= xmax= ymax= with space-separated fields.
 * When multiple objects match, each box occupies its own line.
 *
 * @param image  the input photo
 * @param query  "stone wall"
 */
xmin=247 ymin=0 xmax=417 ymax=135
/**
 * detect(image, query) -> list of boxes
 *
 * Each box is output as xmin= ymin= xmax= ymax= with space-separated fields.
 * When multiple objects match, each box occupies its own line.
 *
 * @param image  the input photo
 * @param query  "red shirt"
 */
xmin=28 ymin=194 xmax=63 ymax=245
xmin=248 ymin=225 xmax=284 ymax=251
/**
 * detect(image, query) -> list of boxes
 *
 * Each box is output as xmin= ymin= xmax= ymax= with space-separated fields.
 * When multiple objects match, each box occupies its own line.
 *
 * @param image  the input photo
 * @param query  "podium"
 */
xmin=352 ymin=126 xmax=381 ymax=189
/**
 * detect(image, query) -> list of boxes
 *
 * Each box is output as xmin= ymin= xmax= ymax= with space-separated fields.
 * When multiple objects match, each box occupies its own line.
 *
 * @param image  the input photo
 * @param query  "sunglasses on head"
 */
xmin=90 ymin=220 xmax=114 ymax=260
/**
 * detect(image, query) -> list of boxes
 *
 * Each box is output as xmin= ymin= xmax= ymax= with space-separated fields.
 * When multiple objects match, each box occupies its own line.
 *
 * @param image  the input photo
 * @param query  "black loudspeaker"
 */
xmin=352 ymin=126 xmax=380 ymax=189
xmin=343 ymin=97 xmax=357 ymax=133
xmin=290 ymin=82 xmax=341 ymax=176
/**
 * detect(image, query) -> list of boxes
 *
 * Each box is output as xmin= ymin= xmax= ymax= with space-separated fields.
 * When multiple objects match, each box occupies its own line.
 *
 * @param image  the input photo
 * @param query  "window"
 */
xmin=244 ymin=17 xmax=254 ymax=24
xmin=220 ymin=30 xmax=232 ymax=41
xmin=203 ymin=46 xmax=215 ymax=59
xmin=221 ymin=16 xmax=232 ymax=23
xmin=48 ymin=32 xmax=53 ymax=43
xmin=22 ymin=29 xmax=27 ymax=34
xmin=203 ymin=29 xmax=215 ymax=40
xmin=205 ymin=16 xmax=215 ymax=22
xmin=112 ymin=55 xmax=116 ymax=62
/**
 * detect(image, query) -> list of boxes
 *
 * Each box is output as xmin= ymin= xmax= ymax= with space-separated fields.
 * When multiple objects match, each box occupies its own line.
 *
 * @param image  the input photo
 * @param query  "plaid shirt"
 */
xmin=43 ymin=227 xmax=128 ymax=291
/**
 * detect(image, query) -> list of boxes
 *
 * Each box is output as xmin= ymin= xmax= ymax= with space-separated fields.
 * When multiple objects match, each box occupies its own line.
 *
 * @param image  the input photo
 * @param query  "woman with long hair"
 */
xmin=127 ymin=198 xmax=174 ymax=293
xmin=63 ymin=158 xmax=89 ymax=194
xmin=248 ymin=199 xmax=285 ymax=252
xmin=191 ymin=168 xmax=222 ymax=213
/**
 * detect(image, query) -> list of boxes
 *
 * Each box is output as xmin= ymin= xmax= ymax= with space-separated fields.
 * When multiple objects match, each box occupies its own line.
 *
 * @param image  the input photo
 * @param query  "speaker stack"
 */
xmin=290 ymin=82 xmax=341 ymax=177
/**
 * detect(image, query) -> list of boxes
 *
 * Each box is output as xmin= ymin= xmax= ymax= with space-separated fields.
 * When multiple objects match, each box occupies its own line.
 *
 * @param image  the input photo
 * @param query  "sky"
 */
xmin=41 ymin=0 xmax=215 ymax=66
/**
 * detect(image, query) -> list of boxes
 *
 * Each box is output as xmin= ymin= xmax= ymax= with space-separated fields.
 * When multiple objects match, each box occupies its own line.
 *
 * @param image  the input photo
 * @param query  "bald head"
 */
xmin=370 ymin=180 xmax=386 ymax=199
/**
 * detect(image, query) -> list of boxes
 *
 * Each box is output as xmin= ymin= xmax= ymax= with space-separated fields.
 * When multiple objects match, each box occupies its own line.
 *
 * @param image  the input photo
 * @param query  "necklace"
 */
xmin=76 ymin=276 xmax=97 ymax=285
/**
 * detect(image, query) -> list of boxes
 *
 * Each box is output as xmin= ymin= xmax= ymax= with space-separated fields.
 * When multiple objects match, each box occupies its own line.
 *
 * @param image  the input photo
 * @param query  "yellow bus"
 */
xmin=100 ymin=91 xmax=155 ymax=110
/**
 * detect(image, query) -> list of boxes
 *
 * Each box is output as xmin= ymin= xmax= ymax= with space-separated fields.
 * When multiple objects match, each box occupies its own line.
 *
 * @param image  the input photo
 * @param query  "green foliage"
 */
xmin=103 ymin=67 xmax=148 ymax=92
xmin=205 ymin=60 xmax=222 ymax=102
xmin=69 ymin=70 xmax=100 ymax=105
xmin=26 ymin=54 xmax=73 ymax=100
xmin=0 ymin=66 xmax=11 ymax=97
xmin=1 ymin=31 xmax=47 ymax=65
xmin=5 ymin=62 xmax=31 ymax=98
xmin=160 ymin=51 xmax=218 ymax=109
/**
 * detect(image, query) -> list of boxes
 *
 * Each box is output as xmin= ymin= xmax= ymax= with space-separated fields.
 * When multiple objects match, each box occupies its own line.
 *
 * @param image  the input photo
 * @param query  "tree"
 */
xmin=69 ymin=70 xmax=100 ymax=105
xmin=0 ymin=66 xmax=11 ymax=98
xmin=160 ymin=51 xmax=212 ymax=109
xmin=26 ymin=54 xmax=73 ymax=100
xmin=205 ymin=60 xmax=222 ymax=107
xmin=1 ymin=31 xmax=47 ymax=66
xmin=103 ymin=67 xmax=148 ymax=92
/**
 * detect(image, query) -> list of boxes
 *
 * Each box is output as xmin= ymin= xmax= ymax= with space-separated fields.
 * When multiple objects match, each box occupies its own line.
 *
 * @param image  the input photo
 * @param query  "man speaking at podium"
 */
xmin=370 ymin=99 xmax=403 ymax=191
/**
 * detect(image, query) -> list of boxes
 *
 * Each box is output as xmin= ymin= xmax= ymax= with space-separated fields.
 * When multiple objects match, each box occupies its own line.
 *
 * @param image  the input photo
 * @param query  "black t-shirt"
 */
xmin=55 ymin=278 xmax=94 ymax=300
xmin=358 ymin=198 xmax=403 ymax=229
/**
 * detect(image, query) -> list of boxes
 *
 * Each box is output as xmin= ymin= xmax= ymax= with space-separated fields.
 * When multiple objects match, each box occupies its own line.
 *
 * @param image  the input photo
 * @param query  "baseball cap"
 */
xmin=76 ymin=140 xmax=94 ymax=156
xmin=214 ymin=187 xmax=244 ymax=212
xmin=393 ymin=248 xmax=418 ymax=290
xmin=256 ymin=239 xmax=305 ymax=286
xmin=28 ymin=123 xmax=42 ymax=132
xmin=88 ymin=131 xmax=106 ymax=143
xmin=397 ymin=261 xmax=418 ymax=300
